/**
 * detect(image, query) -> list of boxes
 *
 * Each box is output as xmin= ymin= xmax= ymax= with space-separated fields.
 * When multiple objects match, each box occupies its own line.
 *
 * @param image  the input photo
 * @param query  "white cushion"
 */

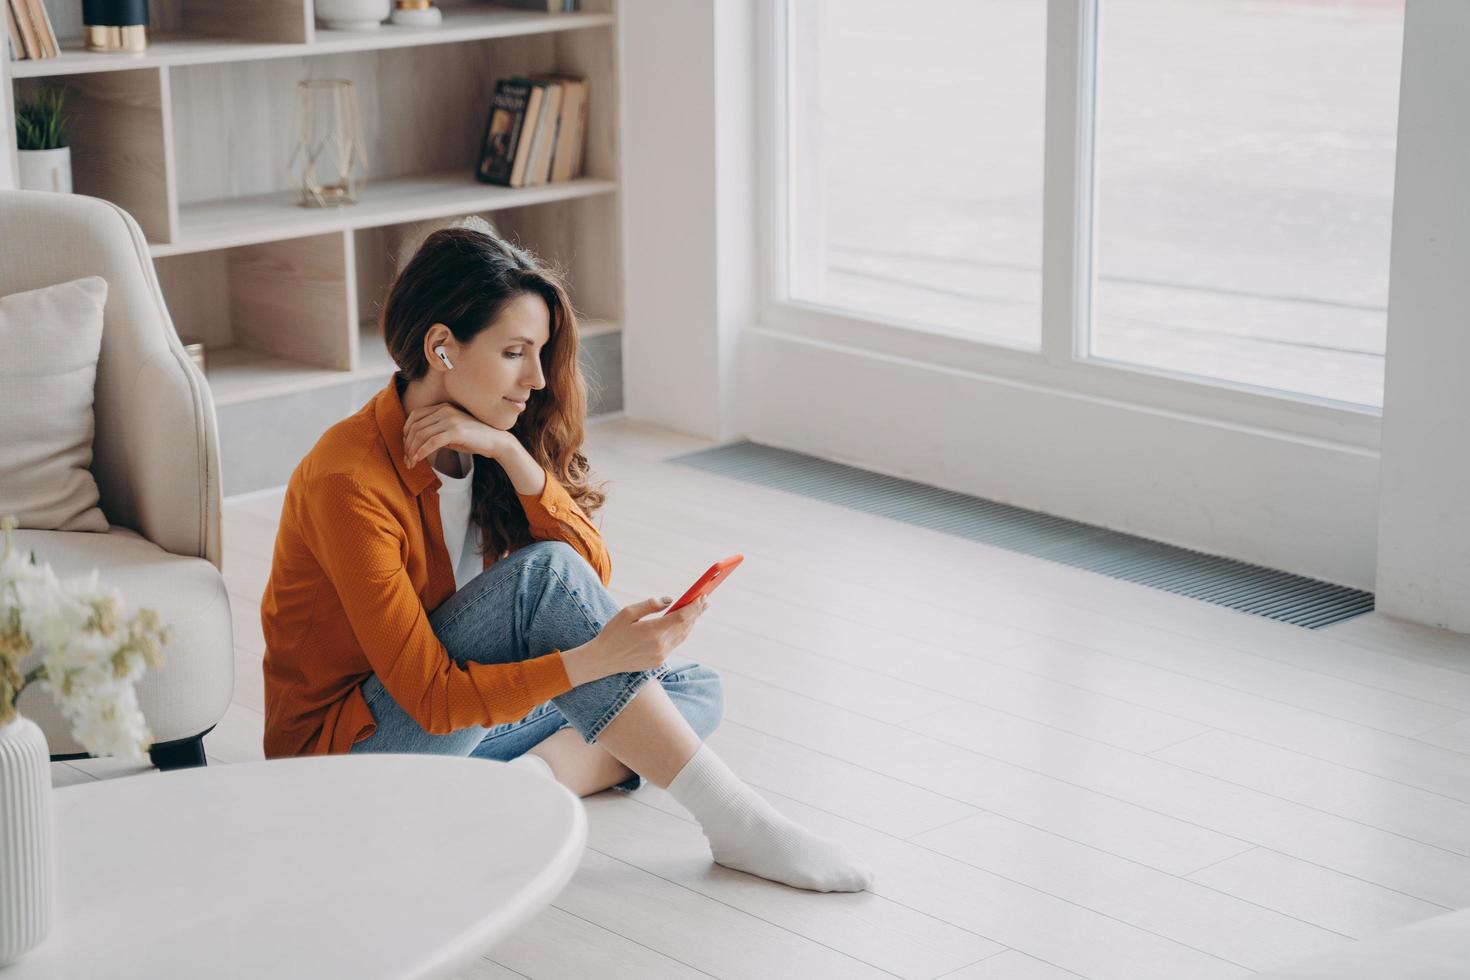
xmin=11 ymin=525 xmax=235 ymax=753
xmin=0 ymin=275 xmax=109 ymax=533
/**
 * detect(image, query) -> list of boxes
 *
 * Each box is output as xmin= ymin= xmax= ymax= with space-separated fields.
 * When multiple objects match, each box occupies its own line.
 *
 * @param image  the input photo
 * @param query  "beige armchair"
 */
xmin=1 ymin=189 xmax=233 ymax=769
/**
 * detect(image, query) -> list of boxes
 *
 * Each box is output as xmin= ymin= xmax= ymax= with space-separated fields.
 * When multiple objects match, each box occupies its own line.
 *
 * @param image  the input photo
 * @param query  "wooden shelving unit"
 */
xmin=3 ymin=0 xmax=623 ymax=428
xmin=163 ymin=172 xmax=618 ymax=257
xmin=7 ymin=7 xmax=614 ymax=77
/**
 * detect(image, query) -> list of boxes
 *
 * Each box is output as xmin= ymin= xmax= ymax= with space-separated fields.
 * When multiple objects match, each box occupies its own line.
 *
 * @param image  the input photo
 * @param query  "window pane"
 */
xmin=1090 ymin=0 xmax=1403 ymax=406
xmin=786 ymin=1 xmax=1046 ymax=348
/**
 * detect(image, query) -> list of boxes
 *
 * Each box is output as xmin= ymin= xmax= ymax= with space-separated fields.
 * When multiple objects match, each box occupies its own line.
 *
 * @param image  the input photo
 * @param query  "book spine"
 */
xmin=571 ymin=84 xmax=589 ymax=179
xmin=531 ymin=83 xmax=562 ymax=185
xmin=8 ymin=0 xmax=39 ymax=60
xmin=548 ymin=79 xmax=586 ymax=183
xmin=3 ymin=0 xmax=24 ymax=60
xmin=545 ymin=107 xmax=562 ymax=183
xmin=21 ymin=0 xmax=49 ymax=58
xmin=478 ymin=79 xmax=532 ymax=186
xmin=521 ymin=90 xmax=546 ymax=187
xmin=33 ymin=0 xmax=57 ymax=58
xmin=509 ymin=85 xmax=544 ymax=188
xmin=547 ymin=87 xmax=570 ymax=183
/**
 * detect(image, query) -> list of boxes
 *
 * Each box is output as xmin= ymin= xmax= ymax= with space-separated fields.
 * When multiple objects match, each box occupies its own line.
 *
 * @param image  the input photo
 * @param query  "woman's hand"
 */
xmin=562 ymin=594 xmax=710 ymax=686
xmin=403 ymin=403 xmax=517 ymax=469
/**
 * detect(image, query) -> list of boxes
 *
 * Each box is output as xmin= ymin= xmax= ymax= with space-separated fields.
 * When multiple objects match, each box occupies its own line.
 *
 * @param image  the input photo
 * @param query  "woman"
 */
xmin=260 ymin=228 xmax=872 ymax=893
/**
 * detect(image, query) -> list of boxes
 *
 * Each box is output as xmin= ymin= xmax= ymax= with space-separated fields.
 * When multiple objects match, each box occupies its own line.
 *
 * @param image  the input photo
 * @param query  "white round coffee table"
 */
xmin=2 ymin=754 xmax=587 ymax=979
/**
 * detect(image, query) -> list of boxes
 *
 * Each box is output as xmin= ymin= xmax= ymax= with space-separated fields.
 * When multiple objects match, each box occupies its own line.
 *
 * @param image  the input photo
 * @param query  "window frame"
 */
xmin=755 ymin=0 xmax=1385 ymax=451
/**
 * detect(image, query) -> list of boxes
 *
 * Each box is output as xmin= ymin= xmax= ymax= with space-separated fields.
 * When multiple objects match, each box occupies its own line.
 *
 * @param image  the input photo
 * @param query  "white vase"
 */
xmin=16 ymin=147 xmax=72 ymax=194
xmin=316 ymin=0 xmax=391 ymax=29
xmin=0 ymin=715 xmax=54 ymax=967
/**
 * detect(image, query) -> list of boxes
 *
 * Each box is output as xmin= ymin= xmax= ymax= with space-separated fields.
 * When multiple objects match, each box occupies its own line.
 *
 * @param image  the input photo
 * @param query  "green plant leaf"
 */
xmin=15 ymin=86 xmax=67 ymax=151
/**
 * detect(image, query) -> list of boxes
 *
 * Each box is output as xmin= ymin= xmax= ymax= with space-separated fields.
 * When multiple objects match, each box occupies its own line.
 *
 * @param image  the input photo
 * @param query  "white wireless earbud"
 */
xmin=434 ymin=345 xmax=454 ymax=370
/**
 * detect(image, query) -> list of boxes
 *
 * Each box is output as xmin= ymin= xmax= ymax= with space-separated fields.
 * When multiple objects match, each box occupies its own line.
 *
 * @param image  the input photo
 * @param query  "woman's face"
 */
xmin=433 ymin=292 xmax=551 ymax=430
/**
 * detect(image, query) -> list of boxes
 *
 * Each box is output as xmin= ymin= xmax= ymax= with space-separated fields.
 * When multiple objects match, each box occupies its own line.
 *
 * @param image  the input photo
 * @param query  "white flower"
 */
xmin=0 ymin=514 xmax=169 ymax=759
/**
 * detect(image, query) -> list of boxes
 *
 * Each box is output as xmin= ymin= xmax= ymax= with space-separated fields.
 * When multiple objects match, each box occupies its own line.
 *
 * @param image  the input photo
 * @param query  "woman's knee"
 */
xmin=513 ymin=540 xmax=619 ymax=646
xmin=435 ymin=540 xmax=607 ymax=660
xmin=520 ymin=540 xmax=605 ymax=590
xmin=666 ymin=662 xmax=725 ymax=739
xmin=521 ymin=538 xmax=581 ymax=566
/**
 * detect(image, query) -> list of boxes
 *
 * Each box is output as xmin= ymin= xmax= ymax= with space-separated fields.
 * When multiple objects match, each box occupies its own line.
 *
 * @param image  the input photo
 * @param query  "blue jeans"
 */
xmin=348 ymin=540 xmax=725 ymax=793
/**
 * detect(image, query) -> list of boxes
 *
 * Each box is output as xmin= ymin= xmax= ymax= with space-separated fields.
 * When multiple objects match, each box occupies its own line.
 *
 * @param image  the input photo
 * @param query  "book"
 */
xmin=528 ymin=74 xmax=568 ymax=183
xmin=476 ymin=73 xmax=590 ymax=187
xmin=8 ymin=0 xmax=38 ymax=59
xmin=476 ymin=78 xmax=534 ymax=186
xmin=32 ymin=0 xmax=57 ymax=58
xmin=20 ymin=0 xmax=51 ymax=58
xmin=573 ymin=83 xmax=589 ymax=177
xmin=505 ymin=75 xmax=552 ymax=188
xmin=4 ymin=0 xmax=24 ymax=60
xmin=495 ymin=0 xmax=567 ymax=11
xmin=528 ymin=74 xmax=588 ymax=184
xmin=527 ymin=80 xmax=562 ymax=186
xmin=557 ymin=79 xmax=588 ymax=182
xmin=508 ymin=83 xmax=544 ymax=188
xmin=495 ymin=0 xmax=582 ymax=12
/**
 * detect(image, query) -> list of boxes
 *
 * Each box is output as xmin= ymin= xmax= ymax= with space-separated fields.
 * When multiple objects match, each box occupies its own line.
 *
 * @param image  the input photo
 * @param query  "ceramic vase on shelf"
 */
xmin=82 ymin=0 xmax=149 ymax=53
xmin=316 ymin=0 xmax=391 ymax=30
xmin=16 ymin=147 xmax=72 ymax=194
xmin=391 ymin=0 xmax=442 ymax=26
xmin=0 ymin=714 xmax=55 ymax=967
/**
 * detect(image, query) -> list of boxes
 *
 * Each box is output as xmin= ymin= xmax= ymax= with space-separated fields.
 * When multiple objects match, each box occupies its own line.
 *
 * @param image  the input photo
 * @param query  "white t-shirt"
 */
xmin=430 ymin=450 xmax=484 ymax=591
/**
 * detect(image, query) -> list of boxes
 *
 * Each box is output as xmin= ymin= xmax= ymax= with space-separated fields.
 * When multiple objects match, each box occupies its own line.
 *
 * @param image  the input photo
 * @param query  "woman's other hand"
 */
xmin=403 ymin=402 xmax=518 ymax=468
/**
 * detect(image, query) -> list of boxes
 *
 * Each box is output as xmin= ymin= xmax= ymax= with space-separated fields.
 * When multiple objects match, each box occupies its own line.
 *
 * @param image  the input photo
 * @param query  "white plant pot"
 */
xmin=17 ymin=146 xmax=72 ymax=194
xmin=0 ymin=715 xmax=55 ymax=967
xmin=316 ymin=0 xmax=391 ymax=29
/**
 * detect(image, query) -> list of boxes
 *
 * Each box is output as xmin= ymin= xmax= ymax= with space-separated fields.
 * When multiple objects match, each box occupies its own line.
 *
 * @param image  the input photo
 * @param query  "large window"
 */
xmin=781 ymin=0 xmax=1403 ymax=409
xmin=1089 ymin=0 xmax=1403 ymax=407
xmin=785 ymin=0 xmax=1047 ymax=350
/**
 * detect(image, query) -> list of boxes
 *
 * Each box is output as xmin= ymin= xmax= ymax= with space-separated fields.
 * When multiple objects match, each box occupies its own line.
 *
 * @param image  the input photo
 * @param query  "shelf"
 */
xmin=154 ymin=172 xmax=617 ymax=257
xmin=358 ymin=327 xmax=399 ymax=380
xmin=201 ymin=346 xmax=384 ymax=407
xmin=9 ymin=8 xmax=614 ymax=78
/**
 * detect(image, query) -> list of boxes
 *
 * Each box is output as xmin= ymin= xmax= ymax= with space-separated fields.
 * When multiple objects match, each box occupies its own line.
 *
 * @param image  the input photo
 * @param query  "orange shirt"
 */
xmin=260 ymin=378 xmax=612 ymax=759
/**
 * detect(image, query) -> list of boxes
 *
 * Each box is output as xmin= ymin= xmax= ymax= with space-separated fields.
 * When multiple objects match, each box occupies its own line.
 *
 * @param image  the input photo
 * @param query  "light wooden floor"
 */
xmin=52 ymin=418 xmax=1470 ymax=979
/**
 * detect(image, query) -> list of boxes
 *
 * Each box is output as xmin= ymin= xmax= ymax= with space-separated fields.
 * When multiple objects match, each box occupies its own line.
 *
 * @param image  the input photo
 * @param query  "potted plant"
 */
xmin=15 ymin=86 xmax=72 ymax=194
xmin=0 ymin=514 xmax=171 ymax=966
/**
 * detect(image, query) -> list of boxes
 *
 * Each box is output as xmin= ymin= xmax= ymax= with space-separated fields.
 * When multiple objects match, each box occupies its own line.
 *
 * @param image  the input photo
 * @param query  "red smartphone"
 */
xmin=663 ymin=554 xmax=744 ymax=614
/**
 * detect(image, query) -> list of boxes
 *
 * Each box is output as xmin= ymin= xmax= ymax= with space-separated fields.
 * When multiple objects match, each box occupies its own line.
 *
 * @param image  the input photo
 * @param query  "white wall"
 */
xmin=618 ymin=0 xmax=752 ymax=444
xmin=1374 ymin=0 xmax=1470 ymax=632
xmin=745 ymin=330 xmax=1381 ymax=589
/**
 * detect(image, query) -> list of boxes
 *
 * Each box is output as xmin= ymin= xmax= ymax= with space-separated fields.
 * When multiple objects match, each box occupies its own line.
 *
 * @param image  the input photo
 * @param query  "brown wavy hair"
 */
xmin=381 ymin=227 xmax=608 ymax=562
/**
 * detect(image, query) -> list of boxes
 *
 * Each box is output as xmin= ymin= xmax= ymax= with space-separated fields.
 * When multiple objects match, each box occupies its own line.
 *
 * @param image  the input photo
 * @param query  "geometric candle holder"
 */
xmin=287 ymin=79 xmax=369 ymax=208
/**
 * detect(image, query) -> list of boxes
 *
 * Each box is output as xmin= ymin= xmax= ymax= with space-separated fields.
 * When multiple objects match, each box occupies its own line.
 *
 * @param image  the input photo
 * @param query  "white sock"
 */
xmin=506 ymin=753 xmax=556 ymax=783
xmin=664 ymin=743 xmax=874 ymax=893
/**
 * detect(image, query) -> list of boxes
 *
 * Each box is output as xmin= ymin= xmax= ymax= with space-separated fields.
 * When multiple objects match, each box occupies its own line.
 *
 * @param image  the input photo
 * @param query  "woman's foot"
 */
xmin=665 ymin=744 xmax=874 ymax=893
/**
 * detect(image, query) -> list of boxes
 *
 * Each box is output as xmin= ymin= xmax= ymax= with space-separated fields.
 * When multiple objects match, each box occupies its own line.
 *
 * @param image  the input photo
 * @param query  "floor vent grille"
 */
xmin=667 ymin=441 xmax=1374 ymax=630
